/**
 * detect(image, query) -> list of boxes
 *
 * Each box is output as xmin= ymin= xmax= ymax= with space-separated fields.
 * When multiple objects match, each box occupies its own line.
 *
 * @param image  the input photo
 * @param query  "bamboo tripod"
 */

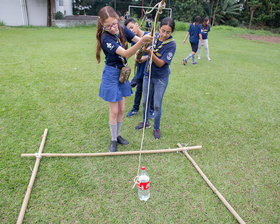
xmin=18 ymin=129 xmax=245 ymax=224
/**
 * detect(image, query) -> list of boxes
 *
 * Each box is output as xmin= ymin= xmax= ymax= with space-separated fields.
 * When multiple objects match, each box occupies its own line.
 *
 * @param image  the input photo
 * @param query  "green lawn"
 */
xmin=0 ymin=25 xmax=279 ymax=223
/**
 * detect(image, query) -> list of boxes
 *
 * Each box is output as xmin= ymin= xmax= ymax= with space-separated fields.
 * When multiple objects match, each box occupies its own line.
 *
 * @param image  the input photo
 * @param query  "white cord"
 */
xmin=35 ymin=153 xmax=42 ymax=159
xmin=132 ymin=3 xmax=164 ymax=188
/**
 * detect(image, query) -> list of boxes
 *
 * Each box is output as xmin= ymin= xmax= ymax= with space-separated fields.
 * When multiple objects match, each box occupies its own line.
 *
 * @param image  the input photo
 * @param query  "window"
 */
xmin=59 ymin=0 xmax=63 ymax=6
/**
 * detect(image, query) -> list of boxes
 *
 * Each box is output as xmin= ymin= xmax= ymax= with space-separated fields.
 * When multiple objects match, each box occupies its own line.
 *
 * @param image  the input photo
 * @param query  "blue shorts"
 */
xmin=99 ymin=65 xmax=132 ymax=102
xmin=190 ymin=42 xmax=199 ymax=53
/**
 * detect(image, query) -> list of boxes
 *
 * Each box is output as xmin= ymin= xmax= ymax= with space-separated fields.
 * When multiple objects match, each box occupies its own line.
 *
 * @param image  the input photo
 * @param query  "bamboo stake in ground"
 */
xmin=21 ymin=146 xmax=202 ymax=158
xmin=17 ymin=129 xmax=48 ymax=224
xmin=177 ymin=143 xmax=246 ymax=224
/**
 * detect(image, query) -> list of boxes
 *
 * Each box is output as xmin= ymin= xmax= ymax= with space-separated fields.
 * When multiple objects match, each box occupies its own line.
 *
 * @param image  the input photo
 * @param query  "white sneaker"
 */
xmin=207 ymin=57 xmax=211 ymax=61
xmin=198 ymin=56 xmax=201 ymax=60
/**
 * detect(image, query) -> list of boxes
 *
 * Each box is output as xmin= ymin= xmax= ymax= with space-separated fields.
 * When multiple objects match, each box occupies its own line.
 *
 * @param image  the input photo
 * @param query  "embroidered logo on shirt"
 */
xmin=167 ymin=52 xmax=173 ymax=60
xmin=106 ymin=43 xmax=114 ymax=50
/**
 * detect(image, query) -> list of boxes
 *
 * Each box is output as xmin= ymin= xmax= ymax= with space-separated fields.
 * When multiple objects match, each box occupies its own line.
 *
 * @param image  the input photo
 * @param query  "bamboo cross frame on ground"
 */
xmin=21 ymin=146 xmax=202 ymax=158
xmin=177 ymin=143 xmax=246 ymax=224
xmin=18 ymin=129 xmax=245 ymax=224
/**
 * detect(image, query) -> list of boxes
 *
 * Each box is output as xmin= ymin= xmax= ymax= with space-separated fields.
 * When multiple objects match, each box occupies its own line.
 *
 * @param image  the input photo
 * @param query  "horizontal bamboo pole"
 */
xmin=178 ymin=143 xmax=246 ymax=224
xmin=17 ymin=129 xmax=48 ymax=224
xmin=21 ymin=146 xmax=202 ymax=158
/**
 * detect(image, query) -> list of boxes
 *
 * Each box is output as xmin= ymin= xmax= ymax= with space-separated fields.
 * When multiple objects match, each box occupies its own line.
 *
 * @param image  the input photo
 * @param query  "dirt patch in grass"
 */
xmin=240 ymin=34 xmax=280 ymax=44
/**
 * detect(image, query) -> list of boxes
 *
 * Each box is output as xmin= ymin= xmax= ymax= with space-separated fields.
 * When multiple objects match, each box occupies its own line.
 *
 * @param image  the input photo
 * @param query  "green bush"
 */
xmin=271 ymin=27 xmax=280 ymax=34
xmin=174 ymin=20 xmax=189 ymax=31
xmin=0 ymin=21 xmax=5 ymax=26
xmin=54 ymin=11 xmax=64 ymax=20
xmin=225 ymin=18 xmax=239 ymax=27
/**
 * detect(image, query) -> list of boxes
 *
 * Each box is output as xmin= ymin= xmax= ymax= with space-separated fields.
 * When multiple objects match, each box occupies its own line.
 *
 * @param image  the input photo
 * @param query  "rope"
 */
xmin=132 ymin=1 xmax=165 ymax=189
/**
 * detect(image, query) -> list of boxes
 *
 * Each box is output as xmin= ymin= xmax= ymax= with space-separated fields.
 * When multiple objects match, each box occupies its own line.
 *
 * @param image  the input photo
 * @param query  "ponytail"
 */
xmin=96 ymin=18 xmax=103 ymax=64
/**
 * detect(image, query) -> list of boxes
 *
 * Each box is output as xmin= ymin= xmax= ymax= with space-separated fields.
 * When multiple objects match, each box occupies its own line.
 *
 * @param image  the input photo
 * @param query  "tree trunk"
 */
xmin=211 ymin=0 xmax=220 ymax=27
xmin=189 ymin=0 xmax=194 ymax=23
xmin=209 ymin=0 xmax=214 ymax=25
xmin=249 ymin=8 xmax=255 ymax=29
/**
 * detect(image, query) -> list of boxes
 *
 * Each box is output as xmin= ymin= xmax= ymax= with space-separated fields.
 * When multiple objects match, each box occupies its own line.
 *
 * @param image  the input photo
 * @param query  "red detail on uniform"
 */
xmin=138 ymin=181 xmax=150 ymax=190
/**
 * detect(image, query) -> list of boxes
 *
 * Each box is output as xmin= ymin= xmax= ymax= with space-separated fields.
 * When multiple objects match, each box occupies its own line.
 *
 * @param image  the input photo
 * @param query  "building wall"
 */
xmin=27 ymin=0 xmax=48 ymax=26
xmin=55 ymin=0 xmax=73 ymax=16
xmin=0 ymin=0 xmax=25 ymax=26
xmin=0 ymin=0 xmax=48 ymax=26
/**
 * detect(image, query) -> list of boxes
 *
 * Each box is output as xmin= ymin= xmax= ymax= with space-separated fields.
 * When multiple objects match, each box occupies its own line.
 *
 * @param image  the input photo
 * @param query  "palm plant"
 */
xmin=214 ymin=0 xmax=242 ymax=25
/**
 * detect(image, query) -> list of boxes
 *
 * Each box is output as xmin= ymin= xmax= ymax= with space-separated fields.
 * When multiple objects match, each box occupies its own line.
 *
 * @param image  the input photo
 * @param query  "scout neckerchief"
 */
xmin=152 ymin=33 xmax=174 ymax=57
xmin=146 ymin=33 xmax=174 ymax=72
xmin=202 ymin=24 xmax=209 ymax=33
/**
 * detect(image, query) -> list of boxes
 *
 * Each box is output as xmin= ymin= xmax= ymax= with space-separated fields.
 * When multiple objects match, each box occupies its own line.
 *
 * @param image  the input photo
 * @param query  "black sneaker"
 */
xmin=117 ymin=136 xmax=129 ymax=145
xmin=153 ymin=129 xmax=161 ymax=139
xmin=127 ymin=109 xmax=138 ymax=117
xmin=135 ymin=122 xmax=151 ymax=130
xmin=109 ymin=140 xmax=117 ymax=152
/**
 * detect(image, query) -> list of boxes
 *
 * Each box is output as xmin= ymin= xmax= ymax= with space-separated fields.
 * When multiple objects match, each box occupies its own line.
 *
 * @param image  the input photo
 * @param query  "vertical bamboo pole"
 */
xmin=17 ymin=129 xmax=48 ymax=224
xmin=178 ymin=143 xmax=246 ymax=224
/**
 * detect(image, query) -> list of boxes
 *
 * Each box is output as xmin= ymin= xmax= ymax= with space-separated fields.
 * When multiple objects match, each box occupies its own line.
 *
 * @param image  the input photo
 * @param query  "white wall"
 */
xmin=55 ymin=0 xmax=73 ymax=16
xmin=27 ymin=0 xmax=48 ymax=26
xmin=0 ymin=0 xmax=25 ymax=26
xmin=0 ymin=0 xmax=48 ymax=26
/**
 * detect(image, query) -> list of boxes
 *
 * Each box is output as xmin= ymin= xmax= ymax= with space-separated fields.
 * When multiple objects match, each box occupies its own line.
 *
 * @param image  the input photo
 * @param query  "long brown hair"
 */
xmin=202 ymin=17 xmax=209 ymax=29
xmin=96 ymin=6 xmax=127 ymax=64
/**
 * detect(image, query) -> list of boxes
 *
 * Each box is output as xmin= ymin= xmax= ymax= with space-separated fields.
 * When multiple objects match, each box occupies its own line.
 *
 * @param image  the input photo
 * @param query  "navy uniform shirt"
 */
xmin=201 ymin=25 xmax=210 ymax=40
xmin=144 ymin=33 xmax=176 ymax=79
xmin=188 ymin=23 xmax=202 ymax=44
xmin=101 ymin=25 xmax=135 ymax=68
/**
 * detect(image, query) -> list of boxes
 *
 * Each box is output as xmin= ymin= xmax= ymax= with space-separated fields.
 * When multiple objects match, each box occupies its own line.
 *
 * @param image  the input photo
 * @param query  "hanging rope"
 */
xmin=132 ymin=0 xmax=166 ymax=189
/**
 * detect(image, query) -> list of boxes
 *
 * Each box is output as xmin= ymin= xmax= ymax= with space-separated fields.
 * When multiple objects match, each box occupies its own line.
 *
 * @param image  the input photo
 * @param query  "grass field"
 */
xmin=0 ymin=25 xmax=279 ymax=223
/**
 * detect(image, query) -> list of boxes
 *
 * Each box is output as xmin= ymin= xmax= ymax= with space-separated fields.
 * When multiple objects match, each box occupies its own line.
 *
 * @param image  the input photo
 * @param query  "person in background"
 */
xmin=198 ymin=17 xmax=211 ymax=61
xmin=135 ymin=17 xmax=176 ymax=140
xmin=182 ymin=16 xmax=203 ymax=65
xmin=145 ymin=14 xmax=152 ymax=32
xmin=96 ymin=6 xmax=152 ymax=152
xmin=124 ymin=18 xmax=154 ymax=119
xmin=124 ymin=11 xmax=130 ymax=20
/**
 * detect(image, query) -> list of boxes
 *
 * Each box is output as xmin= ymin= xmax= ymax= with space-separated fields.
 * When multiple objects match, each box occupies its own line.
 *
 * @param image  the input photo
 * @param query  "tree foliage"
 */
xmin=71 ymin=0 xmax=280 ymax=29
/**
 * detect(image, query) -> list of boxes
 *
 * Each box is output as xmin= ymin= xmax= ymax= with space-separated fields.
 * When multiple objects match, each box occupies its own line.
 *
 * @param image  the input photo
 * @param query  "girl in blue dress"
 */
xmin=183 ymin=16 xmax=203 ymax=65
xmin=135 ymin=17 xmax=176 ymax=140
xmin=96 ymin=6 xmax=152 ymax=152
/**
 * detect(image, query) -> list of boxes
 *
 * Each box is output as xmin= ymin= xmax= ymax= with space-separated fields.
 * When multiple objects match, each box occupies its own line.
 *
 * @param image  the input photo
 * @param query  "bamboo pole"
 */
xmin=17 ymin=129 xmax=48 ymax=224
xmin=177 ymin=143 xmax=246 ymax=224
xmin=21 ymin=146 xmax=202 ymax=158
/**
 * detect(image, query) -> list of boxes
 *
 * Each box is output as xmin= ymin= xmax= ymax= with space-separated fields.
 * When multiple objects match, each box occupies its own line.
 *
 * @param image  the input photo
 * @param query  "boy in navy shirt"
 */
xmin=183 ymin=16 xmax=203 ymax=65
xmin=124 ymin=18 xmax=154 ymax=118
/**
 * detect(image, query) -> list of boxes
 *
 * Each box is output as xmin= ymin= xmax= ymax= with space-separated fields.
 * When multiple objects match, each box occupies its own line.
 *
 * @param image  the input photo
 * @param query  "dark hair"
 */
xmin=124 ymin=18 xmax=136 ymax=27
xmin=202 ymin=17 xmax=209 ymax=27
xmin=159 ymin=17 xmax=175 ymax=32
xmin=96 ymin=6 xmax=126 ymax=64
xmin=194 ymin=16 xmax=201 ymax=26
